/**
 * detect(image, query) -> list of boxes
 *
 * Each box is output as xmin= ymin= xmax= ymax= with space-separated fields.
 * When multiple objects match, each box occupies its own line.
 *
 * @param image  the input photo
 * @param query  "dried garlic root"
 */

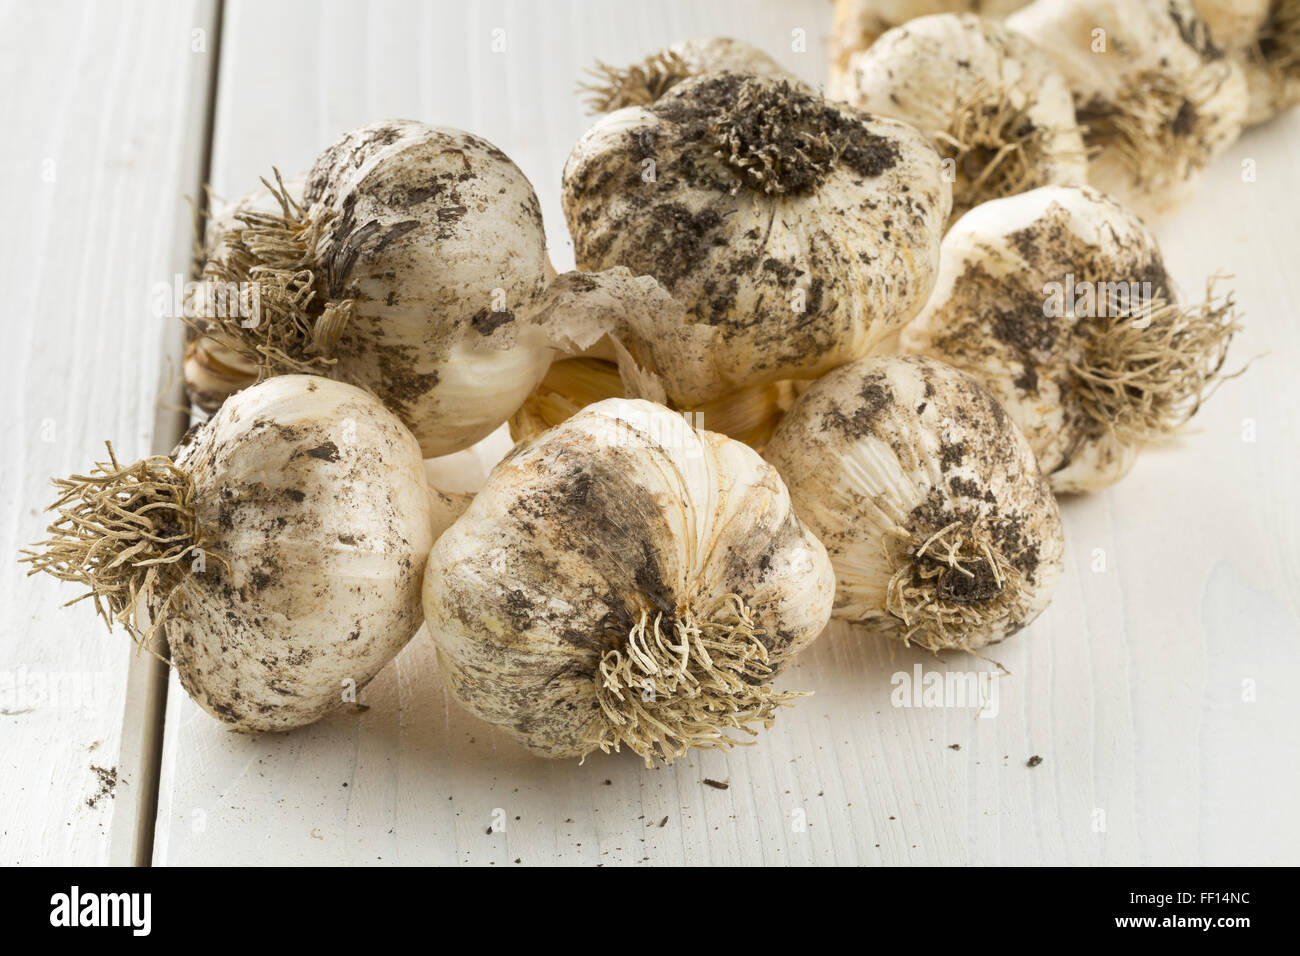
xmin=562 ymin=71 xmax=951 ymax=405
xmin=22 ymin=377 xmax=441 ymax=731
xmin=900 ymin=185 xmax=1240 ymax=494
xmin=423 ymin=398 xmax=835 ymax=765
xmin=579 ymin=35 xmax=796 ymax=112
xmin=1008 ymin=0 xmax=1248 ymax=219
xmin=193 ymin=120 xmax=554 ymax=458
xmin=837 ymin=13 xmax=1087 ymax=222
xmin=765 ymin=355 xmax=1064 ymax=652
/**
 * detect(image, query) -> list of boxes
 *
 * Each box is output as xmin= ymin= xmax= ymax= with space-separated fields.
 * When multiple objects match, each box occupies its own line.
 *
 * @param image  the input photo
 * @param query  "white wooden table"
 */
xmin=2 ymin=0 xmax=1297 ymax=866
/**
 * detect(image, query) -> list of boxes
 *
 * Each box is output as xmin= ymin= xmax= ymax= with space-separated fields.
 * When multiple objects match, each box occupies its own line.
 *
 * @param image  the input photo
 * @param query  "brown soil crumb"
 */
xmin=1027 ymin=754 xmax=1043 ymax=767
xmin=86 ymin=765 xmax=118 ymax=809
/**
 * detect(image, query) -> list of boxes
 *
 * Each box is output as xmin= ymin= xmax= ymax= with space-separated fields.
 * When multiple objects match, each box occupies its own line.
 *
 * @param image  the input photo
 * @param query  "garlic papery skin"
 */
xmin=423 ymin=398 xmax=835 ymax=765
xmin=562 ymin=72 xmax=952 ymax=405
xmin=764 ymin=355 xmax=1064 ymax=651
xmin=580 ymin=36 xmax=796 ymax=112
xmin=899 ymin=185 xmax=1239 ymax=494
xmin=1007 ymin=0 xmax=1248 ymax=220
xmin=508 ymin=356 xmax=798 ymax=452
xmin=839 ymin=13 xmax=1087 ymax=221
xmin=829 ymin=0 xmax=1030 ymax=98
xmin=183 ymin=334 xmax=258 ymax=415
xmin=23 ymin=376 xmax=436 ymax=732
xmin=199 ymin=120 xmax=554 ymax=458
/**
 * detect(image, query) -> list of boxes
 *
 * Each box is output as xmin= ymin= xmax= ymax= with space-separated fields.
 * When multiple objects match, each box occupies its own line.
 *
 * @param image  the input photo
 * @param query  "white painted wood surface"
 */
xmin=3 ymin=0 xmax=1297 ymax=866
xmin=0 ymin=0 xmax=217 ymax=865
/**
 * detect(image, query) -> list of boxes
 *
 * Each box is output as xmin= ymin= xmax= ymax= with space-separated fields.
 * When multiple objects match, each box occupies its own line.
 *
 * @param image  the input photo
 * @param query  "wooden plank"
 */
xmin=0 ymin=0 xmax=219 ymax=865
xmin=152 ymin=0 xmax=1300 ymax=865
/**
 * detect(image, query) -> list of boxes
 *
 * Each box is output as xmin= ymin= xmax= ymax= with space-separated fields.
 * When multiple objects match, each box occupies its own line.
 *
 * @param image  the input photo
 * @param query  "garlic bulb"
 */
xmin=828 ymin=0 xmax=1030 ymax=98
xmin=508 ymin=356 xmax=798 ymax=451
xmin=900 ymin=185 xmax=1239 ymax=494
xmin=1007 ymin=0 xmax=1248 ymax=219
xmin=423 ymin=398 xmax=835 ymax=764
xmin=580 ymin=35 xmax=796 ymax=112
xmin=838 ymin=13 xmax=1087 ymax=221
xmin=1195 ymin=0 xmax=1300 ymax=125
xmin=198 ymin=120 xmax=554 ymax=458
xmin=23 ymin=376 xmax=438 ymax=731
xmin=764 ymin=355 xmax=1064 ymax=651
xmin=562 ymin=72 xmax=952 ymax=405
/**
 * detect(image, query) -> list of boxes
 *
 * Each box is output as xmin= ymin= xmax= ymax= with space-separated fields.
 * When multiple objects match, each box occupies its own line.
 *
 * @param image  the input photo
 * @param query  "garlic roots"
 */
xmin=900 ymin=185 xmax=1240 ymax=494
xmin=764 ymin=355 xmax=1064 ymax=651
xmin=580 ymin=36 xmax=795 ymax=112
xmin=562 ymin=72 xmax=952 ymax=405
xmin=1007 ymin=0 xmax=1248 ymax=219
xmin=837 ymin=13 xmax=1087 ymax=222
xmin=423 ymin=398 xmax=835 ymax=764
xmin=195 ymin=120 xmax=554 ymax=458
xmin=23 ymin=376 xmax=438 ymax=731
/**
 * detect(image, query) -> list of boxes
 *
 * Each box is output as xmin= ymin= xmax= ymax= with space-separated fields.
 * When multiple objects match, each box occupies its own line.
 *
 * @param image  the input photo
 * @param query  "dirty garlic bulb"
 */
xmin=424 ymin=398 xmax=835 ymax=764
xmin=838 ymin=13 xmax=1087 ymax=221
xmin=1007 ymin=0 xmax=1248 ymax=219
xmin=765 ymin=355 xmax=1064 ymax=652
xmin=580 ymin=35 xmax=796 ymax=112
xmin=23 ymin=376 xmax=440 ymax=731
xmin=197 ymin=120 xmax=553 ymax=457
xmin=828 ymin=0 xmax=1029 ymax=97
xmin=900 ymin=185 xmax=1240 ymax=494
xmin=1195 ymin=0 xmax=1300 ymax=124
xmin=508 ymin=355 xmax=799 ymax=451
xmin=562 ymin=72 xmax=951 ymax=406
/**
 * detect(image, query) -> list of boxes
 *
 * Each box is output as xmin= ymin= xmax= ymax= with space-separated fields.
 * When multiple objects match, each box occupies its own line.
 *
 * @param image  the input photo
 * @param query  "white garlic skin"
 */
xmin=422 ymin=398 xmax=836 ymax=759
xmin=829 ymin=0 xmax=1030 ymax=97
xmin=839 ymin=14 xmax=1087 ymax=218
xmin=665 ymin=35 xmax=795 ymax=82
xmin=764 ymin=355 xmax=1064 ymax=648
xmin=167 ymin=375 xmax=436 ymax=732
xmin=1007 ymin=0 xmax=1247 ymax=220
xmin=900 ymin=185 xmax=1164 ymax=493
xmin=562 ymin=73 xmax=952 ymax=406
xmin=304 ymin=120 xmax=553 ymax=458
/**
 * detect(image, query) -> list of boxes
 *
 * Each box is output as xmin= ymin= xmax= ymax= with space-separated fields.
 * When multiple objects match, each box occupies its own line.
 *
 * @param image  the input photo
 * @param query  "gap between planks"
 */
xmin=110 ymin=0 xmax=226 ymax=868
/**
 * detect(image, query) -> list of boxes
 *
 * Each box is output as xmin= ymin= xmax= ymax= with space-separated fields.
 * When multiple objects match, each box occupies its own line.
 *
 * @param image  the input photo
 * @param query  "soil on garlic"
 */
xmin=562 ymin=71 xmax=951 ymax=402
